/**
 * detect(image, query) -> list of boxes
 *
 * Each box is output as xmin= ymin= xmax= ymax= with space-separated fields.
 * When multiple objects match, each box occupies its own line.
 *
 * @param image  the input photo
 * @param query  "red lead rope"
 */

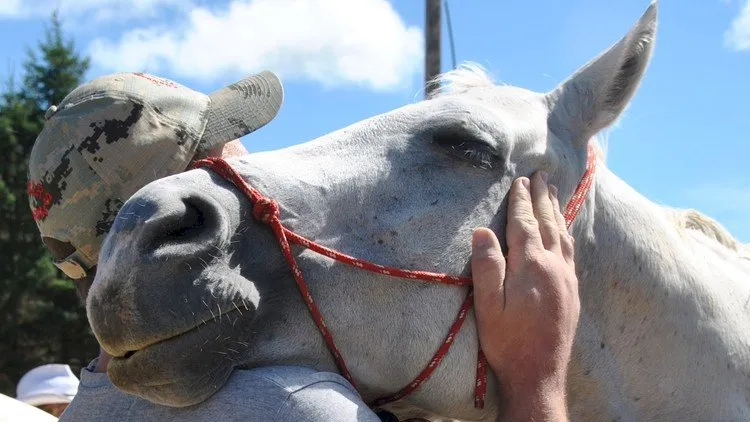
xmin=190 ymin=145 xmax=596 ymax=411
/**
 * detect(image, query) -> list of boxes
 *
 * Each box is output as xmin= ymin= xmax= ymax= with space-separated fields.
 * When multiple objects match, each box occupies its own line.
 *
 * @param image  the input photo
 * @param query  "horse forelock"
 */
xmin=430 ymin=62 xmax=497 ymax=98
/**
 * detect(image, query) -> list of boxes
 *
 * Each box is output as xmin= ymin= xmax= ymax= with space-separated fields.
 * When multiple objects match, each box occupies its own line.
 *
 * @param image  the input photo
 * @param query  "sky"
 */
xmin=0 ymin=0 xmax=748 ymax=242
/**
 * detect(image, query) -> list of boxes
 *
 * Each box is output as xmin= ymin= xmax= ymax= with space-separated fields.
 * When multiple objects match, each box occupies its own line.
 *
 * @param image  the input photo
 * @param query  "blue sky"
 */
xmin=1 ymin=0 xmax=748 ymax=242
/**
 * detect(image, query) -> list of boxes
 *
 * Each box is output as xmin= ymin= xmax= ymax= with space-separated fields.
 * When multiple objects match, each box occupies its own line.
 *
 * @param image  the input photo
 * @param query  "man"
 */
xmin=16 ymin=364 xmax=79 ymax=417
xmin=28 ymin=71 xmax=579 ymax=421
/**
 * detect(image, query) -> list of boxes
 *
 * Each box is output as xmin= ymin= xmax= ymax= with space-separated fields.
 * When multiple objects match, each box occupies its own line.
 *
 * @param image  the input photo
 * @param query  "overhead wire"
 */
xmin=444 ymin=0 xmax=457 ymax=69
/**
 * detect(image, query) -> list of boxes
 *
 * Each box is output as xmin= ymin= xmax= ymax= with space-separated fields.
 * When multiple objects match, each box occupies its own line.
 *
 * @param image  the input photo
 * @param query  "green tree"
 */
xmin=0 ymin=13 xmax=97 ymax=396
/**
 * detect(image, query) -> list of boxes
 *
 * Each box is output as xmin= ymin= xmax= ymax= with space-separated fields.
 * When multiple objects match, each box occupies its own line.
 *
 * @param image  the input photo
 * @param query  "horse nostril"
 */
xmin=144 ymin=198 xmax=206 ymax=251
xmin=138 ymin=191 xmax=228 ymax=256
xmin=163 ymin=200 xmax=204 ymax=240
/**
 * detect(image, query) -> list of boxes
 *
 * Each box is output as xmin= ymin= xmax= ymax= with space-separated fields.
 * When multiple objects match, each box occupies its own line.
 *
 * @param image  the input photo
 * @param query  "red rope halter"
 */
xmin=190 ymin=145 xmax=596 ymax=410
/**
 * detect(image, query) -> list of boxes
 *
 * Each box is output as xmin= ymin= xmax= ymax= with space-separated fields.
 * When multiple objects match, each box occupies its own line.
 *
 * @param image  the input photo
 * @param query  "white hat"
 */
xmin=16 ymin=364 xmax=79 ymax=406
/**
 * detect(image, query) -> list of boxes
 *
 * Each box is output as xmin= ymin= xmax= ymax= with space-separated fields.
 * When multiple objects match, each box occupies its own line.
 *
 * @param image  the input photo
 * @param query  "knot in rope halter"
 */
xmin=190 ymin=145 xmax=596 ymax=411
xmin=252 ymin=198 xmax=280 ymax=224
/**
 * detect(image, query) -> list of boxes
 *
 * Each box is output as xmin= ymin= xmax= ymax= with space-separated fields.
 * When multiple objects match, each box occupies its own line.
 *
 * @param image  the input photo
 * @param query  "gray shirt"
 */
xmin=60 ymin=364 xmax=382 ymax=421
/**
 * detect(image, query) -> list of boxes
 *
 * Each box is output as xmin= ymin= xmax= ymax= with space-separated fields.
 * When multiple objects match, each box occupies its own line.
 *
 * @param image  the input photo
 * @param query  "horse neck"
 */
xmin=567 ymin=164 xmax=712 ymax=320
xmin=570 ymin=165 xmax=682 ymax=287
xmin=565 ymin=165 xmax=750 ymax=418
xmin=568 ymin=163 xmax=742 ymax=290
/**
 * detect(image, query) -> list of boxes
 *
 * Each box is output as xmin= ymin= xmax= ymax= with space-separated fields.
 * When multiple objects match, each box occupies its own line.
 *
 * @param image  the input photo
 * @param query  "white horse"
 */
xmin=88 ymin=2 xmax=750 ymax=420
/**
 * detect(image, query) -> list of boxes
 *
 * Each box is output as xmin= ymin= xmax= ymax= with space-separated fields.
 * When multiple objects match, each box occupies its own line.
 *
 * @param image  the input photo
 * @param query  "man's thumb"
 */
xmin=471 ymin=228 xmax=506 ymax=325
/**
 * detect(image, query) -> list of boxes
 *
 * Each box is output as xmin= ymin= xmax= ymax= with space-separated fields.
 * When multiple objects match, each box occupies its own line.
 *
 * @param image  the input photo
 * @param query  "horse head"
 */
xmin=88 ymin=4 xmax=658 ymax=419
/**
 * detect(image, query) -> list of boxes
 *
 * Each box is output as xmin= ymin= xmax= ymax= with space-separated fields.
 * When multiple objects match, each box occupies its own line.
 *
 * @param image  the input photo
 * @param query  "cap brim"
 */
xmin=198 ymin=71 xmax=283 ymax=151
xmin=20 ymin=393 xmax=75 ymax=407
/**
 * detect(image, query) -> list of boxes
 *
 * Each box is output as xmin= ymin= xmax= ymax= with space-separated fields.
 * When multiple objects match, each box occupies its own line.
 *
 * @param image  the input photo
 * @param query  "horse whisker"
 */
xmin=233 ymin=301 xmax=243 ymax=316
xmin=203 ymin=299 xmax=216 ymax=320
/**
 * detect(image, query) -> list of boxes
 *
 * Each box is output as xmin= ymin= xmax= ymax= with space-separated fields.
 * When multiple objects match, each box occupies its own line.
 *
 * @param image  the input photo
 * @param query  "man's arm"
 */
xmin=472 ymin=172 xmax=580 ymax=422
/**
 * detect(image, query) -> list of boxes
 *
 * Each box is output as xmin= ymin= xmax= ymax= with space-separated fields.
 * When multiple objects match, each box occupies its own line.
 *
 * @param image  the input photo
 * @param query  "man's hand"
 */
xmin=471 ymin=172 xmax=580 ymax=421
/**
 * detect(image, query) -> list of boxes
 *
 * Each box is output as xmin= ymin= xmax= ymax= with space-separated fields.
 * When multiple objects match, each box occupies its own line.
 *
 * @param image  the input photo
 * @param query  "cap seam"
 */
xmin=63 ymin=90 xmax=205 ymax=142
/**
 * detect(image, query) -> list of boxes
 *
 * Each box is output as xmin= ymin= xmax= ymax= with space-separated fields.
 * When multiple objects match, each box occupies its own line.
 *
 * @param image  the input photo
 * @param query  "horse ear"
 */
xmin=547 ymin=1 xmax=657 ymax=149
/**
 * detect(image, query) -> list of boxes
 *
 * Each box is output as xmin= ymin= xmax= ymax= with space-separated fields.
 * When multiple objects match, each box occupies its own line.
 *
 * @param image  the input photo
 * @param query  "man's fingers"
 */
xmin=471 ymin=228 xmax=507 ymax=331
xmin=549 ymin=185 xmax=567 ymax=232
xmin=506 ymin=177 xmax=543 ymax=252
xmin=530 ymin=172 xmax=561 ymax=253
xmin=549 ymin=185 xmax=575 ymax=264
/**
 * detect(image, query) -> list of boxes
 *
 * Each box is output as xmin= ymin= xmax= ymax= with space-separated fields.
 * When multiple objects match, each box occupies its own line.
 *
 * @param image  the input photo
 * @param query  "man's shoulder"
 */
xmin=221 ymin=365 xmax=354 ymax=395
xmin=211 ymin=366 xmax=379 ymax=420
xmin=200 ymin=365 xmax=356 ymax=411
xmin=60 ymin=365 xmax=377 ymax=422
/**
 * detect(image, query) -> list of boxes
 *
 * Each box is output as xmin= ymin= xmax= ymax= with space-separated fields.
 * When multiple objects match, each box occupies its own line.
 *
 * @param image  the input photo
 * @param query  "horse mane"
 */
xmin=670 ymin=209 xmax=750 ymax=259
xmin=430 ymin=62 xmax=496 ymax=97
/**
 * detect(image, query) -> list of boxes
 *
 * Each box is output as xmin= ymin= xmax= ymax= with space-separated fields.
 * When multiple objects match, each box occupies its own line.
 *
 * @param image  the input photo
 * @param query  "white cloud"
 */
xmin=725 ymin=0 xmax=750 ymax=51
xmin=0 ymin=0 xmax=184 ymax=21
xmin=87 ymin=0 xmax=423 ymax=91
xmin=0 ymin=0 xmax=21 ymax=16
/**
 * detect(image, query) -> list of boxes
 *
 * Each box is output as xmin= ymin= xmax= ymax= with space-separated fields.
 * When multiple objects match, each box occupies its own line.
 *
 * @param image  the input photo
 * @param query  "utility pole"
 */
xmin=424 ymin=0 xmax=441 ymax=98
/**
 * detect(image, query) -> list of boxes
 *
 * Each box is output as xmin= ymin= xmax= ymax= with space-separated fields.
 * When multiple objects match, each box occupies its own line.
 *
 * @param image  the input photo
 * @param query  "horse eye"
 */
xmin=433 ymin=130 xmax=499 ymax=169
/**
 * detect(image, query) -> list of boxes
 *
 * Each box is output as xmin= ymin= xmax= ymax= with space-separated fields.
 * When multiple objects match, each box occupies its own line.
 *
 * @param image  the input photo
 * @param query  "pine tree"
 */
xmin=0 ymin=13 xmax=97 ymax=396
xmin=24 ymin=13 xmax=90 ymax=111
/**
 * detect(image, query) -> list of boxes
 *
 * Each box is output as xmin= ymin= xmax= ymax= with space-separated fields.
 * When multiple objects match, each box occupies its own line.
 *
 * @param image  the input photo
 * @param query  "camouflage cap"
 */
xmin=28 ymin=71 xmax=283 ymax=279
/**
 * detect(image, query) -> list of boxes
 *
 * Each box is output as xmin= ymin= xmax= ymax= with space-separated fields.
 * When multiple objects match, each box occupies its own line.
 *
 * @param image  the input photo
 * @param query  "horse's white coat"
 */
xmin=89 ymin=2 xmax=750 ymax=420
